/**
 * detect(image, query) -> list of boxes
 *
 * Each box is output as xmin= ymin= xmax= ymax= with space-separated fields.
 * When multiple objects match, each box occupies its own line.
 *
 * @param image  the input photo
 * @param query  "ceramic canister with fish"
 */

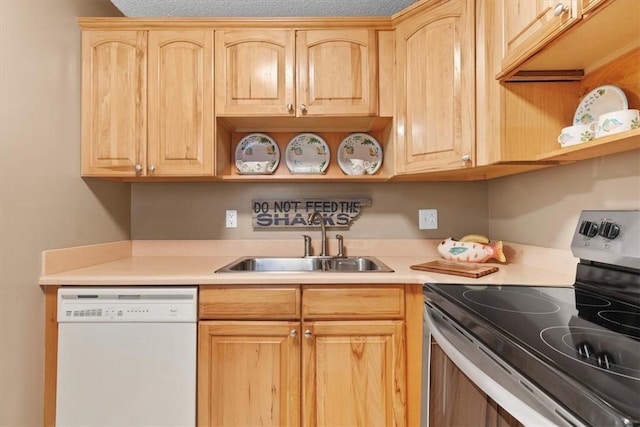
xmin=437 ymin=237 xmax=506 ymax=263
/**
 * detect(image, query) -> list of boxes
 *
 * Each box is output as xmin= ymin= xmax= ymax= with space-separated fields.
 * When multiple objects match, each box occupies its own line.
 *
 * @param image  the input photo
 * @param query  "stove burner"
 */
xmin=540 ymin=326 xmax=640 ymax=381
xmin=598 ymin=310 xmax=640 ymax=331
xmin=574 ymin=290 xmax=611 ymax=308
xmin=463 ymin=289 xmax=560 ymax=314
xmin=540 ymin=288 xmax=611 ymax=308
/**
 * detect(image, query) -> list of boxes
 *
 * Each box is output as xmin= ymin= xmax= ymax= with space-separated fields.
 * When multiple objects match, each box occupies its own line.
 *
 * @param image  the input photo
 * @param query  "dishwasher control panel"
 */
xmin=58 ymin=287 xmax=197 ymax=322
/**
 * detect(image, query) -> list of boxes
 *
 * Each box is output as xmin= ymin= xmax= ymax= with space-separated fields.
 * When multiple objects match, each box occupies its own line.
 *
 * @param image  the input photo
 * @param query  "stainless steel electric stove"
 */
xmin=423 ymin=210 xmax=640 ymax=427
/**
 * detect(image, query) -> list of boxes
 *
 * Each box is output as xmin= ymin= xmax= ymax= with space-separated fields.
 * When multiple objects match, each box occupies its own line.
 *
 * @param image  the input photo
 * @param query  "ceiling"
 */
xmin=109 ymin=0 xmax=417 ymax=17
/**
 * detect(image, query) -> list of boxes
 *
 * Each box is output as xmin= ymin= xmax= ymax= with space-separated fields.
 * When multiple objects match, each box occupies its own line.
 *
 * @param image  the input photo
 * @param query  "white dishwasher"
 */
xmin=56 ymin=287 xmax=197 ymax=427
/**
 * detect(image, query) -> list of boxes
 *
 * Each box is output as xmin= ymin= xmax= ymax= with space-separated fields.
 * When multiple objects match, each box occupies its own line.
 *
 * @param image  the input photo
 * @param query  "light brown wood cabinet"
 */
xmin=198 ymin=321 xmax=301 ymax=426
xmin=500 ymin=0 xmax=579 ymax=76
xmin=474 ymin=0 xmax=639 ymax=176
xmin=429 ymin=340 xmax=523 ymax=427
xmin=147 ymin=30 xmax=215 ymax=177
xmin=215 ymin=29 xmax=378 ymax=118
xmin=198 ymin=285 xmax=301 ymax=426
xmin=302 ymin=320 xmax=405 ymax=427
xmin=78 ymin=3 xmax=639 ymax=181
xmin=198 ymin=284 xmax=409 ymax=427
xmin=81 ymin=29 xmax=215 ymax=178
xmin=81 ymin=30 xmax=147 ymax=177
xmin=213 ymin=27 xmax=391 ymax=181
xmin=215 ymin=29 xmax=295 ymax=116
xmin=497 ymin=0 xmax=636 ymax=80
xmin=393 ymin=0 xmax=475 ymax=175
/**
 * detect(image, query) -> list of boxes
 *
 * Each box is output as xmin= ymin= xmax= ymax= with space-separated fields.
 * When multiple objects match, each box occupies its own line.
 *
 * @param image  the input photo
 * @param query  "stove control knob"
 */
xmin=578 ymin=220 xmax=599 ymax=238
xmin=576 ymin=341 xmax=594 ymax=360
xmin=598 ymin=221 xmax=620 ymax=239
xmin=596 ymin=351 xmax=615 ymax=370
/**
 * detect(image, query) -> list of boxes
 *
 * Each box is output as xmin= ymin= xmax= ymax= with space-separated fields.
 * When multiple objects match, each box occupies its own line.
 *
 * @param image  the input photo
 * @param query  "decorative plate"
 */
xmin=337 ymin=133 xmax=383 ymax=175
xmin=285 ymin=133 xmax=330 ymax=174
xmin=573 ymin=85 xmax=628 ymax=125
xmin=234 ymin=133 xmax=280 ymax=174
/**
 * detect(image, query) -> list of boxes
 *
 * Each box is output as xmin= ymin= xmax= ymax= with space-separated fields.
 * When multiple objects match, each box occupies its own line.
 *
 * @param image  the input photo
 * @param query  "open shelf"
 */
xmin=215 ymin=117 xmax=394 ymax=182
xmin=536 ymin=128 xmax=640 ymax=162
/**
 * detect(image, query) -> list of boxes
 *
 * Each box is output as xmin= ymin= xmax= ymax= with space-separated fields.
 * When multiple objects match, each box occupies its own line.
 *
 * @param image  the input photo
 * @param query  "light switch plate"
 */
xmin=226 ymin=210 xmax=237 ymax=228
xmin=419 ymin=209 xmax=438 ymax=230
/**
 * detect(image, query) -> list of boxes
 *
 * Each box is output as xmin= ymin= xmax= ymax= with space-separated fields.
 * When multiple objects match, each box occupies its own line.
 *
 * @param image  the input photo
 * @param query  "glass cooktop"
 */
xmin=424 ymin=283 xmax=640 ymax=426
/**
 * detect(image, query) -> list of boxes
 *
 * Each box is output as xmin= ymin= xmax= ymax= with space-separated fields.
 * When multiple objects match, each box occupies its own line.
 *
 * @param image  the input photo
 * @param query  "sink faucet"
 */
xmin=302 ymin=234 xmax=312 ymax=257
xmin=336 ymin=234 xmax=345 ymax=258
xmin=307 ymin=212 xmax=328 ymax=256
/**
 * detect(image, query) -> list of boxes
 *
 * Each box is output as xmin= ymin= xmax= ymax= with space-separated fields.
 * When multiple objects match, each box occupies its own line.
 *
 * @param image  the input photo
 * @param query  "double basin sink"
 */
xmin=216 ymin=256 xmax=394 ymax=273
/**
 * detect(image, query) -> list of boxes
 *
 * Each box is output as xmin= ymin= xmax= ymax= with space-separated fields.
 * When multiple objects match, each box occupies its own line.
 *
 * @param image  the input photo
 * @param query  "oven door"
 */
xmin=422 ymin=301 xmax=586 ymax=427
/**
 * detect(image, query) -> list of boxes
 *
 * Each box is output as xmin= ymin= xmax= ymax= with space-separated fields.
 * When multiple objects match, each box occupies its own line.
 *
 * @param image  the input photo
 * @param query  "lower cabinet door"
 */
xmin=198 ymin=321 xmax=300 ymax=427
xmin=302 ymin=320 xmax=407 ymax=427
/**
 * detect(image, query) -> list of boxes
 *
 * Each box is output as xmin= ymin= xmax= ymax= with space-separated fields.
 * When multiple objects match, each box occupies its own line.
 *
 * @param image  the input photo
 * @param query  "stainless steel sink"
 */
xmin=215 ymin=256 xmax=393 ymax=273
xmin=216 ymin=257 xmax=323 ymax=272
xmin=324 ymin=257 xmax=393 ymax=272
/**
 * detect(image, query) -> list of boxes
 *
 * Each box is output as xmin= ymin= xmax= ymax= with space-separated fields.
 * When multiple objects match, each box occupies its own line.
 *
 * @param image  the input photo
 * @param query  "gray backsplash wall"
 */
xmin=131 ymin=150 xmax=640 ymax=248
xmin=131 ymin=181 xmax=489 ymax=240
xmin=488 ymin=150 xmax=640 ymax=249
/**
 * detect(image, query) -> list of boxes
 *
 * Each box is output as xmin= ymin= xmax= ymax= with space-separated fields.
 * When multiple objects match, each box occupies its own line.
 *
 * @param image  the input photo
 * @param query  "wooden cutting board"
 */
xmin=410 ymin=260 xmax=499 ymax=278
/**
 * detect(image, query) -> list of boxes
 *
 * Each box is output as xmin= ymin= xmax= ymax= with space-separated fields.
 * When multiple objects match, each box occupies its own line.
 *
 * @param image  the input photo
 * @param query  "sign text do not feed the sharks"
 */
xmin=252 ymin=198 xmax=372 ymax=228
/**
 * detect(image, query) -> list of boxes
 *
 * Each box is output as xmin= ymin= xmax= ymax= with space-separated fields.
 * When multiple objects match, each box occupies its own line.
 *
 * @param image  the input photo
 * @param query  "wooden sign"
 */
xmin=252 ymin=198 xmax=372 ymax=228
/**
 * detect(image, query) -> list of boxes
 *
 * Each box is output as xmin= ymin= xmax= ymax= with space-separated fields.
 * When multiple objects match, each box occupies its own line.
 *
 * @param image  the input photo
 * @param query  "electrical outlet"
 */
xmin=419 ymin=209 xmax=438 ymax=230
xmin=225 ymin=210 xmax=237 ymax=228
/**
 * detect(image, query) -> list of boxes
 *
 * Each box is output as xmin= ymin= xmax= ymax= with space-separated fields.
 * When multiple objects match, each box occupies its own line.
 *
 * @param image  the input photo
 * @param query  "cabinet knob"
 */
xmin=461 ymin=154 xmax=471 ymax=162
xmin=304 ymin=330 xmax=312 ymax=338
xmin=300 ymin=104 xmax=308 ymax=113
xmin=286 ymin=103 xmax=294 ymax=112
xmin=148 ymin=164 xmax=156 ymax=174
xmin=290 ymin=329 xmax=298 ymax=338
xmin=134 ymin=164 xmax=143 ymax=174
xmin=553 ymin=3 xmax=569 ymax=16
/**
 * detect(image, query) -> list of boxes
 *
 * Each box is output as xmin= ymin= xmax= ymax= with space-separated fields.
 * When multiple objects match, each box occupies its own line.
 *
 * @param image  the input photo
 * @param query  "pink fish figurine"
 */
xmin=437 ymin=238 xmax=506 ymax=263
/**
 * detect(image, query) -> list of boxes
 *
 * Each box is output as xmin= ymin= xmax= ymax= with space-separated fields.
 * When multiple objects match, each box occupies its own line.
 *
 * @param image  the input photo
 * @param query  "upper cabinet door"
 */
xmin=501 ymin=0 xmax=579 ymax=73
xmin=147 ymin=30 xmax=214 ymax=176
xmin=296 ymin=30 xmax=378 ymax=116
xmin=215 ymin=30 xmax=295 ymax=116
xmin=81 ymin=31 xmax=147 ymax=177
xmin=395 ymin=0 xmax=475 ymax=174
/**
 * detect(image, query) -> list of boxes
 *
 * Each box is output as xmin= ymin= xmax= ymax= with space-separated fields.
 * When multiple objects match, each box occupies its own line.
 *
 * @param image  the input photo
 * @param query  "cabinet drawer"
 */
xmin=199 ymin=285 xmax=300 ymax=320
xmin=302 ymin=285 xmax=405 ymax=319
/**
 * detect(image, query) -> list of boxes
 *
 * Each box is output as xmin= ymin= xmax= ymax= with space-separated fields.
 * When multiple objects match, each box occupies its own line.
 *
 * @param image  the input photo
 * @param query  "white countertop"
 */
xmin=38 ymin=239 xmax=578 ymax=287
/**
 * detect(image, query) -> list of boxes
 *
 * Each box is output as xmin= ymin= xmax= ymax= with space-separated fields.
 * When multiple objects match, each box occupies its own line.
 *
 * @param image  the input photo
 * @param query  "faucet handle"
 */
xmin=336 ymin=234 xmax=345 ymax=258
xmin=302 ymin=234 xmax=312 ymax=257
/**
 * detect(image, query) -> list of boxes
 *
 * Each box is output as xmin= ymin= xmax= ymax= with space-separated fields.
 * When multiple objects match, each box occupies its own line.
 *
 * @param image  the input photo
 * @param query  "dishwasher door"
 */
xmin=56 ymin=287 xmax=197 ymax=427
